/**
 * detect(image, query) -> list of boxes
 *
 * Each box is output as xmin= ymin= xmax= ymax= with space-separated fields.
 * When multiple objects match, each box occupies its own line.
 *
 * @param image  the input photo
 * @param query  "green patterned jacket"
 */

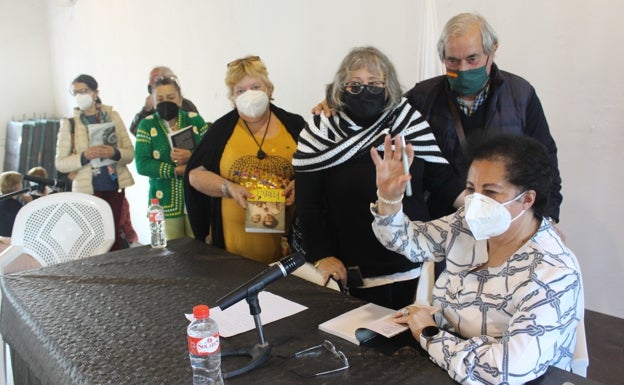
xmin=135 ymin=110 xmax=208 ymax=218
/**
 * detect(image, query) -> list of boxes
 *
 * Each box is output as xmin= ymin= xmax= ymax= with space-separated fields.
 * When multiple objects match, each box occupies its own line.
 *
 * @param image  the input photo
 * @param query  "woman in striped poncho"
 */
xmin=292 ymin=46 xmax=464 ymax=309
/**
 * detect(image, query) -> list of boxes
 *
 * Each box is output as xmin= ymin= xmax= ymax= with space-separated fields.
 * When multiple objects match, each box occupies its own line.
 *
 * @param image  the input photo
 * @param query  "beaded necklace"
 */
xmin=242 ymin=112 xmax=271 ymax=160
xmin=158 ymin=109 xmax=183 ymax=133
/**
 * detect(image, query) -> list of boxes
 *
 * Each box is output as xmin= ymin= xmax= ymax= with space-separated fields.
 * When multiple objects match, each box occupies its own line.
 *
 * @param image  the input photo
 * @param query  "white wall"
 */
xmin=0 ymin=0 xmax=57 ymax=168
xmin=2 ymin=0 xmax=622 ymax=318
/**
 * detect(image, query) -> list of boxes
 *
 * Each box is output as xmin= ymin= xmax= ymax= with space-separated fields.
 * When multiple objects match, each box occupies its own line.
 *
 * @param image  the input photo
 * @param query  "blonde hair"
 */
xmin=28 ymin=166 xmax=48 ymax=178
xmin=1 ymin=171 xmax=22 ymax=194
xmin=225 ymin=56 xmax=274 ymax=100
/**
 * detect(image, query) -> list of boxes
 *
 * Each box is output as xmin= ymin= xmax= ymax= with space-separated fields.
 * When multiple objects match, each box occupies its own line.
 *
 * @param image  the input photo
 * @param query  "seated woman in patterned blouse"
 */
xmin=370 ymin=134 xmax=583 ymax=385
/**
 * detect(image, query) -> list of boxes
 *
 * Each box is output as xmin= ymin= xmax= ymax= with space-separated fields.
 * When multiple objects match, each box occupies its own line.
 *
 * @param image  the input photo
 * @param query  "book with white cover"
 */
xmin=318 ymin=303 xmax=408 ymax=345
xmin=87 ymin=122 xmax=116 ymax=168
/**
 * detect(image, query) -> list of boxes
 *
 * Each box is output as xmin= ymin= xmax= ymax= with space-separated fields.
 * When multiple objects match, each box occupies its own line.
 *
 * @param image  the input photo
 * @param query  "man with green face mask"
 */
xmin=405 ymin=12 xmax=562 ymax=226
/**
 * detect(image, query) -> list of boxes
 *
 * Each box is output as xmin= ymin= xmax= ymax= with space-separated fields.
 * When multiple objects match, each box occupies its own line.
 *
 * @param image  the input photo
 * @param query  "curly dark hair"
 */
xmin=465 ymin=134 xmax=552 ymax=219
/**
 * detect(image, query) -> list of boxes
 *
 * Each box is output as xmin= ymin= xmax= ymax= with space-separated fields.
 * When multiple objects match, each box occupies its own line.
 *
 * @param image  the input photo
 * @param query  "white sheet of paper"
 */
xmin=209 ymin=291 xmax=308 ymax=337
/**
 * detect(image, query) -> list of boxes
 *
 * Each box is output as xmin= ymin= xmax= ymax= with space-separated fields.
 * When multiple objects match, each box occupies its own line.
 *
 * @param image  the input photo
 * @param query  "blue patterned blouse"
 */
xmin=371 ymin=206 xmax=584 ymax=385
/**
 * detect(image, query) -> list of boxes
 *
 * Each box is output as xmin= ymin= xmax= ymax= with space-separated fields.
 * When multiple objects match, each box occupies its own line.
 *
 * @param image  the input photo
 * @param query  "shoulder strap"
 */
xmin=447 ymin=97 xmax=467 ymax=151
xmin=69 ymin=117 xmax=76 ymax=154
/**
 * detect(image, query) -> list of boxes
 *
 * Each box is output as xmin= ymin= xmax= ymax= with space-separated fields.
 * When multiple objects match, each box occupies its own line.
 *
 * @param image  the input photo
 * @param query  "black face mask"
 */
xmin=156 ymin=101 xmax=179 ymax=121
xmin=341 ymin=89 xmax=386 ymax=126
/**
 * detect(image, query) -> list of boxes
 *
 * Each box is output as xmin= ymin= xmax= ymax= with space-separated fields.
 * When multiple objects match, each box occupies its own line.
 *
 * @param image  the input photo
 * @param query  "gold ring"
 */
xmin=401 ymin=308 xmax=409 ymax=316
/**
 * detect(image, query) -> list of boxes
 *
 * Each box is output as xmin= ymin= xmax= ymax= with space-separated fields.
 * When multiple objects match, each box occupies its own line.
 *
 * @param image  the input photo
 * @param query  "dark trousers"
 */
xmin=94 ymin=189 xmax=125 ymax=251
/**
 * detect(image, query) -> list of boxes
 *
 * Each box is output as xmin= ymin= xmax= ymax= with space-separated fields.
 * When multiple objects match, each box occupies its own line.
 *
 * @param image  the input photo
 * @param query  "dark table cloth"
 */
xmin=1 ymin=238 xmax=602 ymax=385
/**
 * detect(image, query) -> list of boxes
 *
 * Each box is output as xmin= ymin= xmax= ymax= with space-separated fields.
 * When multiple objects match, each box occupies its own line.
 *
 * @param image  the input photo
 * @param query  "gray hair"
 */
xmin=437 ymin=13 xmax=499 ymax=61
xmin=326 ymin=46 xmax=402 ymax=112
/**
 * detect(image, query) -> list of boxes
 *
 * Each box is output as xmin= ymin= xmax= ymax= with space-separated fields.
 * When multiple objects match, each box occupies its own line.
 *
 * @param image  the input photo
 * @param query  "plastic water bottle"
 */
xmin=148 ymin=198 xmax=166 ymax=248
xmin=187 ymin=304 xmax=224 ymax=385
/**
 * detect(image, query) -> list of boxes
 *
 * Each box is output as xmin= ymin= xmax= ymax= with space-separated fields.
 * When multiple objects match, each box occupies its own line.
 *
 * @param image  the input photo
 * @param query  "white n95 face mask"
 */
xmin=235 ymin=90 xmax=269 ymax=118
xmin=75 ymin=93 xmax=94 ymax=111
xmin=464 ymin=192 xmax=527 ymax=240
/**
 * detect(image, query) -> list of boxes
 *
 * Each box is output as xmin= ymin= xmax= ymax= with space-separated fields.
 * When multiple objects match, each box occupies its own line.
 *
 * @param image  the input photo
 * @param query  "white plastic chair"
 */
xmin=572 ymin=317 xmax=588 ymax=376
xmin=415 ymin=260 xmax=435 ymax=305
xmin=0 ymin=192 xmax=115 ymax=271
xmin=0 ymin=192 xmax=114 ymax=385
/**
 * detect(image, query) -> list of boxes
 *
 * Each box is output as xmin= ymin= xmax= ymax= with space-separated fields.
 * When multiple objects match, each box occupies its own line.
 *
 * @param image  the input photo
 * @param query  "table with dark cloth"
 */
xmin=0 ymin=238 xmax=602 ymax=385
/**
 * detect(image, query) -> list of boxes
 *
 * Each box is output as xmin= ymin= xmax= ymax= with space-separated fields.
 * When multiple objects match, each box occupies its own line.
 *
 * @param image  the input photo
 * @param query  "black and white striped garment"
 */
xmin=292 ymin=98 xmax=448 ymax=172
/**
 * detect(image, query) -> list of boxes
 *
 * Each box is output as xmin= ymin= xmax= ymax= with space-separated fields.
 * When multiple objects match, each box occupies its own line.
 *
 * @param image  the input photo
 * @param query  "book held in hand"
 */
xmin=245 ymin=188 xmax=286 ymax=233
xmin=168 ymin=125 xmax=195 ymax=150
xmin=318 ymin=303 xmax=409 ymax=345
xmin=87 ymin=122 xmax=117 ymax=168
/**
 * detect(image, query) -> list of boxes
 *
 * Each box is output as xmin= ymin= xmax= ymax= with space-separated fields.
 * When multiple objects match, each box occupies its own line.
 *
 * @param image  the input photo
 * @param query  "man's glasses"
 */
xmin=227 ymin=55 xmax=261 ymax=68
xmin=343 ymin=81 xmax=386 ymax=95
xmin=292 ymin=340 xmax=349 ymax=376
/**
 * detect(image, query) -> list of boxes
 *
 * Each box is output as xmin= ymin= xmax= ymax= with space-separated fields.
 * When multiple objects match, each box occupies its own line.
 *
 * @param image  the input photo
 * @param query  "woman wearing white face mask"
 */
xmin=55 ymin=74 xmax=135 ymax=251
xmin=185 ymin=55 xmax=305 ymax=264
xmin=370 ymin=134 xmax=584 ymax=385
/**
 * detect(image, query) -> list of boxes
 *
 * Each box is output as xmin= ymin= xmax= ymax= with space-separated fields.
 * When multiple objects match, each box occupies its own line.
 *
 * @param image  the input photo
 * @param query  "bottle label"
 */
xmin=188 ymin=333 xmax=220 ymax=356
xmin=149 ymin=210 xmax=165 ymax=222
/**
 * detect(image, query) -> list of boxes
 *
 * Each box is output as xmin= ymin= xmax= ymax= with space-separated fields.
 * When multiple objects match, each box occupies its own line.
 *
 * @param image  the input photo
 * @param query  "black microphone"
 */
xmin=23 ymin=175 xmax=59 ymax=187
xmin=216 ymin=253 xmax=305 ymax=311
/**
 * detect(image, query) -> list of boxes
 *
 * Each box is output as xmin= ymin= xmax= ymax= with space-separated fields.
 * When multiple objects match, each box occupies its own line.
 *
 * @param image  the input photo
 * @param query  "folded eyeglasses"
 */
xmin=292 ymin=339 xmax=349 ymax=376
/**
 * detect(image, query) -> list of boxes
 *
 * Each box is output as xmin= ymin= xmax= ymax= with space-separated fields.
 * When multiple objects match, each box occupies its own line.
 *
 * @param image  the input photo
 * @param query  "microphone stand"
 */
xmin=221 ymin=292 xmax=272 ymax=379
xmin=0 ymin=187 xmax=33 ymax=202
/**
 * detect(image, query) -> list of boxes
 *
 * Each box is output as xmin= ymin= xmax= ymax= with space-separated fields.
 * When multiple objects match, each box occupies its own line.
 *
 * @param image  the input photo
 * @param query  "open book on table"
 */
xmin=168 ymin=125 xmax=195 ymax=150
xmin=318 ymin=303 xmax=409 ymax=345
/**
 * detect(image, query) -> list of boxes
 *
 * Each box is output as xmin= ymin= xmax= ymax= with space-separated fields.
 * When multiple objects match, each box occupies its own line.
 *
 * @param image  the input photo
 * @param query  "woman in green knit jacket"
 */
xmin=135 ymin=75 xmax=208 ymax=240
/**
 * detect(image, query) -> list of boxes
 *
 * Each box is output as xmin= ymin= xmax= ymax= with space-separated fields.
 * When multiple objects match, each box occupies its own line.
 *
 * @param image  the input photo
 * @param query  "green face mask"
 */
xmin=446 ymin=63 xmax=489 ymax=96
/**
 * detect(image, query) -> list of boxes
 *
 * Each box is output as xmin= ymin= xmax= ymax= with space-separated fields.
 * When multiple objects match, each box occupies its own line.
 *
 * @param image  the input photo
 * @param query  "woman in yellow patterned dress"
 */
xmin=185 ymin=56 xmax=305 ymax=264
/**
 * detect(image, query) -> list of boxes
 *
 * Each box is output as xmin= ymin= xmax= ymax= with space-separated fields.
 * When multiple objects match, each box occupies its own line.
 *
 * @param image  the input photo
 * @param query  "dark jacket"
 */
xmin=184 ymin=104 xmax=305 ymax=247
xmin=0 ymin=198 xmax=23 ymax=237
xmin=405 ymin=64 xmax=562 ymax=221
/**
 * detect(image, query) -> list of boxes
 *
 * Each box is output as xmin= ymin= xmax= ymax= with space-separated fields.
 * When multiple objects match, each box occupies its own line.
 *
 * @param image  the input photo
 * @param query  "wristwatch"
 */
xmin=420 ymin=325 xmax=440 ymax=346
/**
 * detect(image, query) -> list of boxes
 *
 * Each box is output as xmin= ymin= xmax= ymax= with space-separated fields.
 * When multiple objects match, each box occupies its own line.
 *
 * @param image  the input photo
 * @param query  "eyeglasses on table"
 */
xmin=292 ymin=339 xmax=350 ymax=376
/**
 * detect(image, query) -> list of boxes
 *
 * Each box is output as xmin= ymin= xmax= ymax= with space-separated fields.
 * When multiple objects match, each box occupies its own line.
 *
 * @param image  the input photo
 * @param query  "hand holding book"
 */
xmin=168 ymin=125 xmax=196 ymax=150
xmin=245 ymin=189 xmax=286 ymax=233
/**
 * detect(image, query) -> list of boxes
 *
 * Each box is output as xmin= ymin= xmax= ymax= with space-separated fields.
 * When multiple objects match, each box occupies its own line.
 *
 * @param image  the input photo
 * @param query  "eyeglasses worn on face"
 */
xmin=70 ymin=88 xmax=91 ymax=96
xmin=227 ymin=55 xmax=261 ymax=68
xmin=343 ymin=81 xmax=386 ymax=95
xmin=293 ymin=340 xmax=349 ymax=376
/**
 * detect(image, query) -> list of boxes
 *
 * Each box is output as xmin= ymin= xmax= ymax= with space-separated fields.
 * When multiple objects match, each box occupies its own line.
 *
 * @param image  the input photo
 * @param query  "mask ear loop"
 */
xmin=506 ymin=191 xmax=528 ymax=222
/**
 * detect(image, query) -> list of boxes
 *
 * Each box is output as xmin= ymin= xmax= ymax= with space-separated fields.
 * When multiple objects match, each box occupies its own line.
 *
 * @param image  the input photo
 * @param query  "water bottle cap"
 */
xmin=193 ymin=304 xmax=210 ymax=319
xmin=151 ymin=198 xmax=159 ymax=205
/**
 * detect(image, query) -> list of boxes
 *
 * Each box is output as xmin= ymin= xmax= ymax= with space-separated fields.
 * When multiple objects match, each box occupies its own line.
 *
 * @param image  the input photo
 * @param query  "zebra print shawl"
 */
xmin=292 ymin=98 xmax=448 ymax=172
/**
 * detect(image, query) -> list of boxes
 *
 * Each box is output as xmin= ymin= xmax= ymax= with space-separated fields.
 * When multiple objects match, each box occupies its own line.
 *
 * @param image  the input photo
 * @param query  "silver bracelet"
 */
xmin=221 ymin=181 xmax=230 ymax=198
xmin=376 ymin=189 xmax=403 ymax=205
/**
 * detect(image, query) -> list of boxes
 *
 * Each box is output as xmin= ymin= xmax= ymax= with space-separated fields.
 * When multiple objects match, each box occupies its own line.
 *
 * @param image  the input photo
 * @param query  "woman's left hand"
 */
xmin=283 ymin=180 xmax=295 ymax=206
xmin=393 ymin=305 xmax=438 ymax=340
xmin=98 ymin=145 xmax=116 ymax=159
xmin=170 ymin=148 xmax=192 ymax=166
